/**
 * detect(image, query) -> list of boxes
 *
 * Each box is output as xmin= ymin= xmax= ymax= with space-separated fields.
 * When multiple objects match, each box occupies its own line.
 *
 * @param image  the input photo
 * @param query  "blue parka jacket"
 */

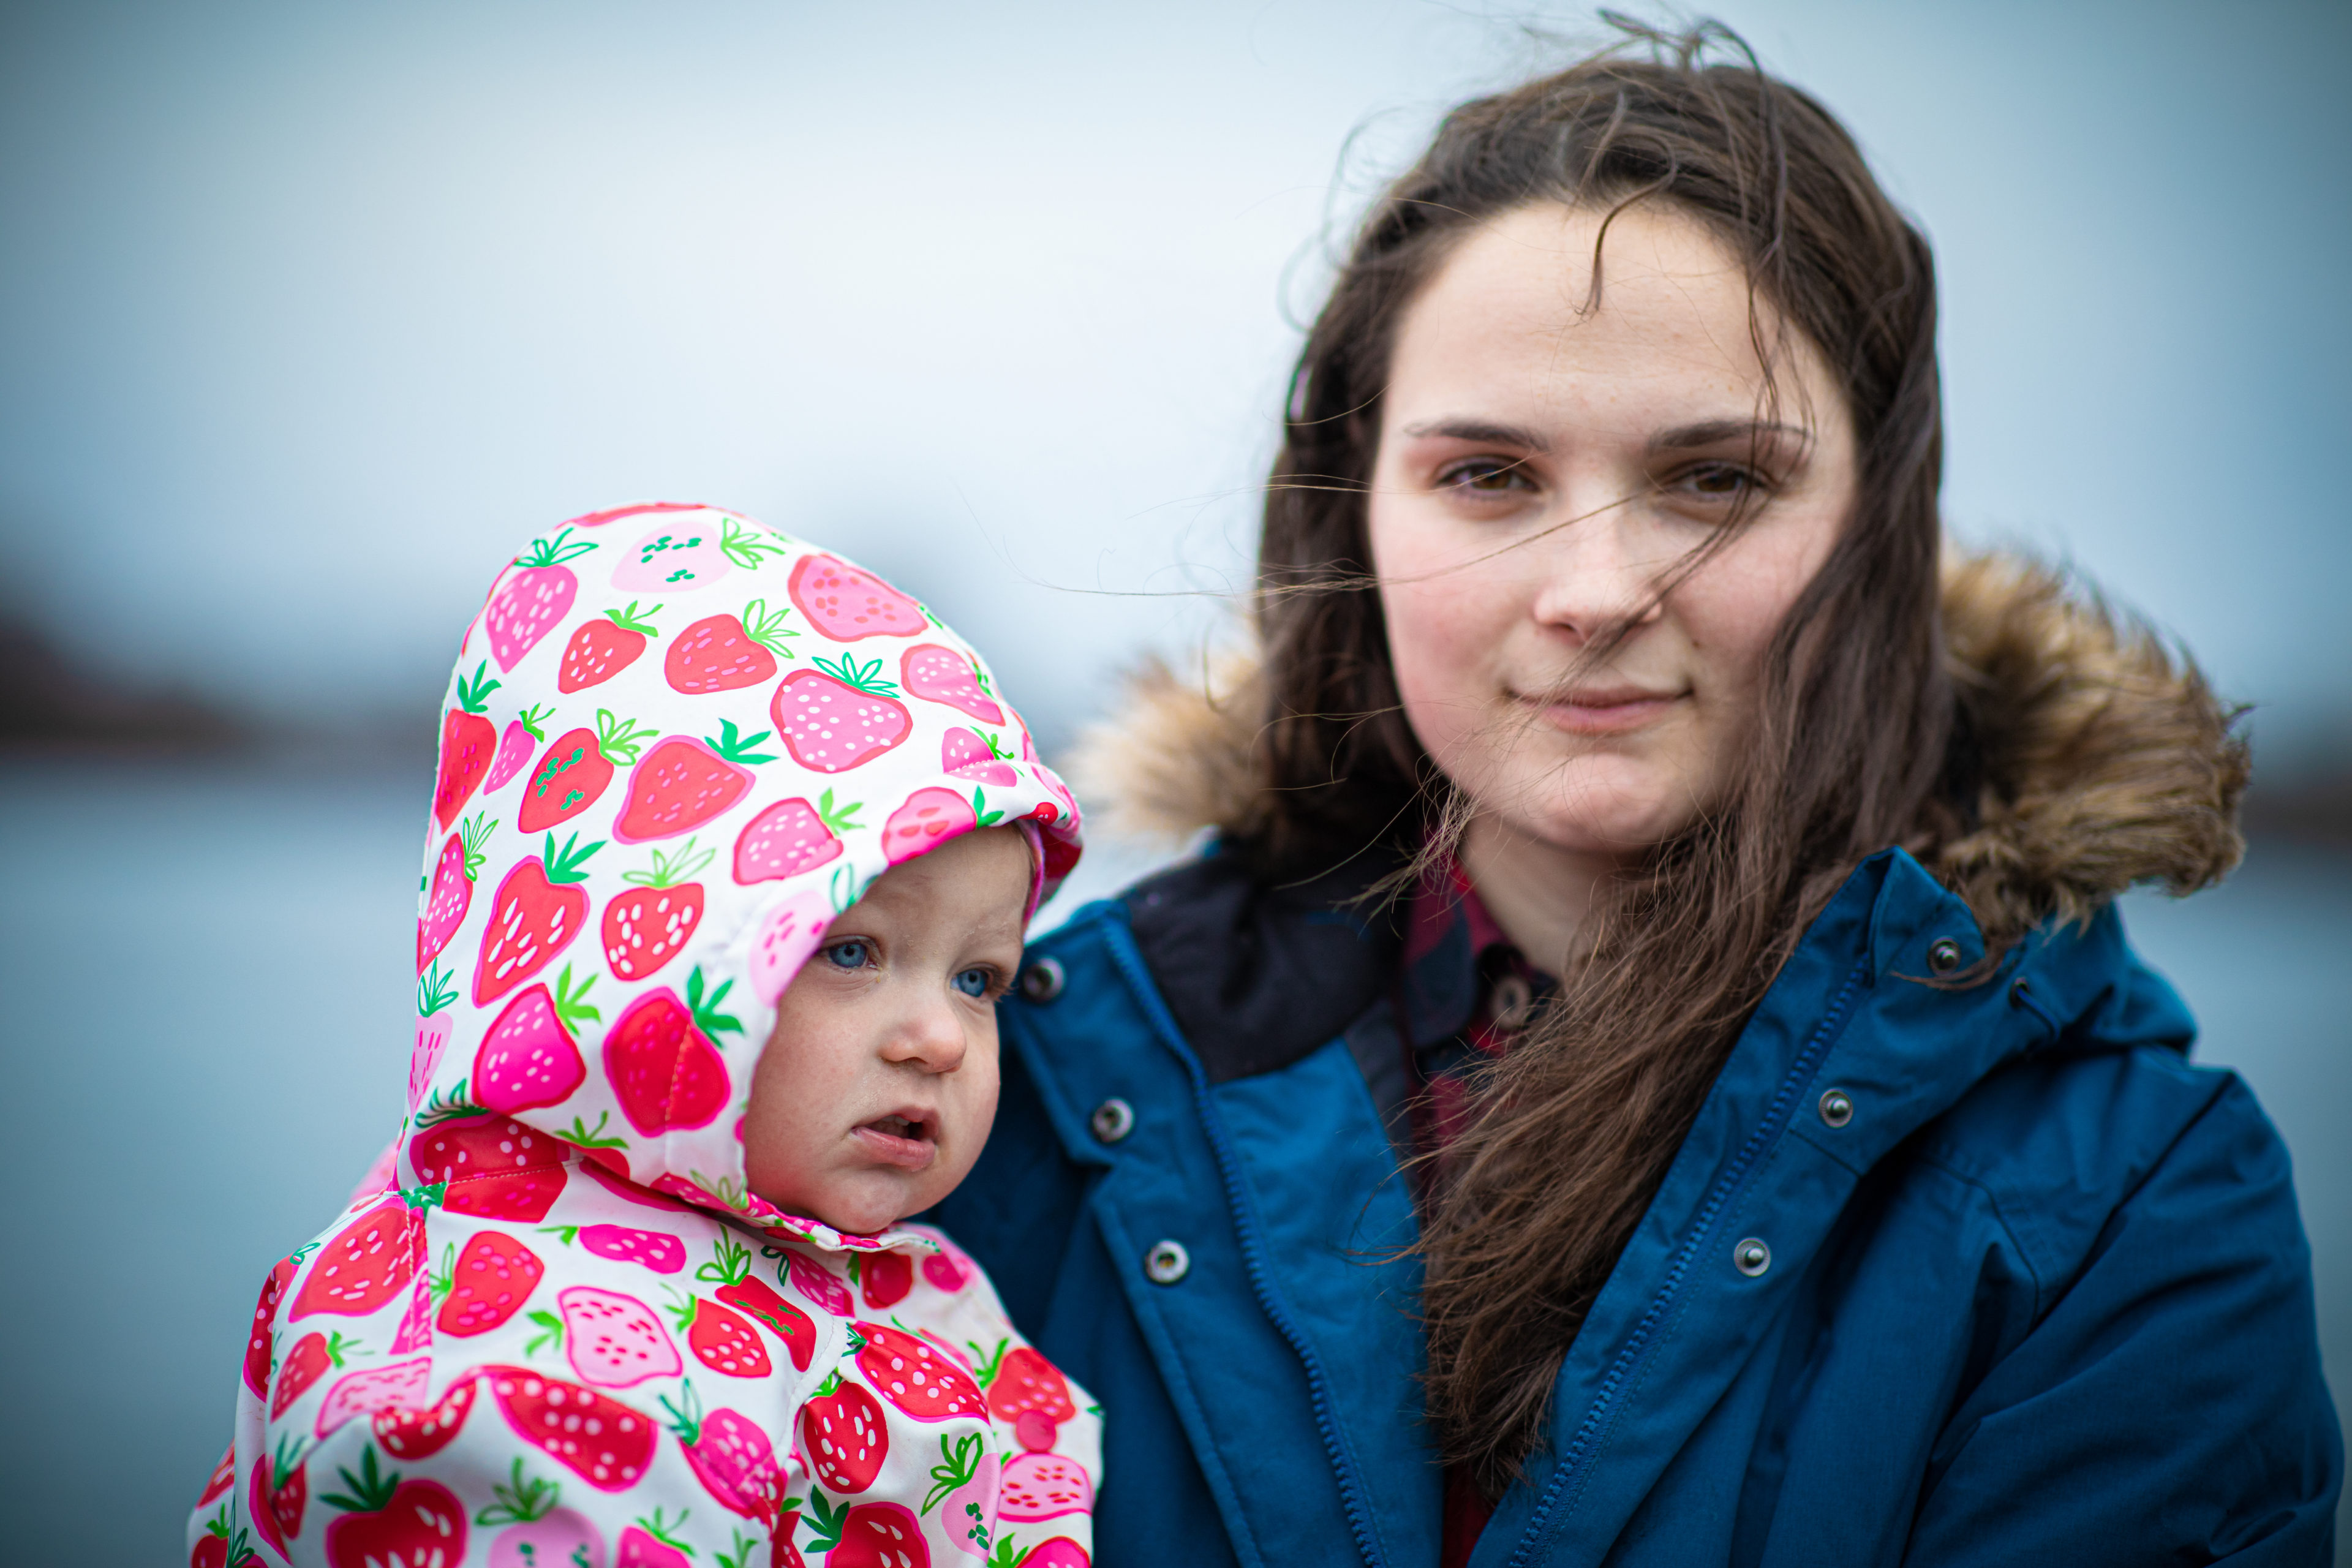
xmin=936 ymin=557 xmax=2342 ymax=1566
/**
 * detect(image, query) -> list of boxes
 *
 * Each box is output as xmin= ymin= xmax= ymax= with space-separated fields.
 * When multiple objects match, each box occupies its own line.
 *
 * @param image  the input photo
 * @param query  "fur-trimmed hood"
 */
xmin=1076 ymin=549 xmax=2248 ymax=937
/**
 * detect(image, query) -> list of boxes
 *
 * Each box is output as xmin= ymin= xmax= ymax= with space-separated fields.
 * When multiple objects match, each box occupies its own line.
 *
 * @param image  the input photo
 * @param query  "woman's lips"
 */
xmin=1526 ymin=687 xmax=1683 ymax=735
xmin=851 ymin=1115 xmax=937 ymax=1170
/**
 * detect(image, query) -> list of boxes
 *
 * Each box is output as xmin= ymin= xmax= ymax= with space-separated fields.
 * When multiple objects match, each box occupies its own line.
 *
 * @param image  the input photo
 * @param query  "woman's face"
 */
xmin=1368 ymin=201 xmax=1858 ymax=858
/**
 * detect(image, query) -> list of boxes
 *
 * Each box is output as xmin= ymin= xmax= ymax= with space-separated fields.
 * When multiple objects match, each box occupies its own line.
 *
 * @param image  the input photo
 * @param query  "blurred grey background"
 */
xmin=1 ymin=2 xmax=2345 ymax=1562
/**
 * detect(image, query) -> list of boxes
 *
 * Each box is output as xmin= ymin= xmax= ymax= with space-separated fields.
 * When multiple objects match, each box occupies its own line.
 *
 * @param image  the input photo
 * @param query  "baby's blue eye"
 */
xmin=952 ymin=967 xmax=990 ymax=998
xmin=823 ymin=940 xmax=872 ymax=970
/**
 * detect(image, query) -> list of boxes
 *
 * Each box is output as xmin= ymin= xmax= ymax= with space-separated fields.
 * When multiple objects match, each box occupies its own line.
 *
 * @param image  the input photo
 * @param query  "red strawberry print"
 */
xmin=486 ymin=528 xmax=597 ymax=671
xmin=474 ymin=831 xmax=603 ymax=1005
xmin=568 ymin=500 xmax=708 ymax=529
xmin=370 ymin=1373 xmax=480 ymax=1461
xmin=659 ymin=1381 xmax=783 ymax=1525
xmin=417 ymin=812 xmax=495 ymax=973
xmin=320 ymin=1449 xmax=469 ymax=1567
xmin=942 ymin=726 xmax=1019 ymax=786
xmin=473 ymin=965 xmax=597 ymax=1114
xmin=1015 ymin=1539 xmax=1092 ymax=1568
xmin=801 ymin=1493 xmax=930 ymax=1568
xmin=668 ymin=1294 xmax=771 ymax=1378
xmin=854 ymin=1322 xmax=987 ymax=1422
xmin=616 ymin=1510 xmax=697 ymax=1568
xmin=603 ymin=967 xmax=739 ymax=1136
xmin=519 ymin=709 xmax=655 ymax=834
xmin=198 ymin=1444 xmax=236 ymax=1506
xmin=772 ymin=655 xmax=911 ymax=774
xmin=789 ymin=552 xmax=926 ymax=641
xmin=270 ymin=1330 xmax=355 ymax=1417
xmin=857 ymin=1250 xmax=913 ymax=1310
xmin=881 ymin=786 xmax=992 ymax=865
xmin=483 ymin=1364 xmax=658 ymax=1490
xmin=612 ymin=720 xmax=774 ymax=842
xmin=412 ymin=964 xmax=459 ymax=1110
xmin=799 ymin=1372 xmax=889 ymax=1493
xmin=292 ymin=1198 xmax=420 ymax=1320
xmin=247 ymin=1455 xmax=288 ymax=1557
xmin=407 ymin=1112 xmax=571 ymax=1222
xmin=734 ymin=789 xmax=861 ymax=883
xmin=604 ymin=838 xmax=714 ymax=980
xmin=264 ymin=1438 xmax=308 ymax=1544
xmin=562 ymin=601 xmax=662 ymax=692
xmin=434 ymin=663 xmax=502 ymax=829
xmin=189 ymin=1513 xmax=259 ymax=1568
xmin=486 ymin=702 xmax=555 ymax=792
xmin=581 ymin=1159 xmax=696 ymax=1212
xmin=243 ymin=1254 xmax=297 ymax=1396
xmin=900 ymin=643 xmax=1003 ymax=723
xmin=435 ymin=1231 xmax=545 ymax=1335
xmin=982 ymin=1344 xmax=1077 ymax=1453
xmin=540 ymin=1221 xmax=691 ymax=1273
xmin=702 ymin=1235 xmax=816 ymax=1370
xmin=998 ymin=1453 xmax=1092 ymax=1523
xmin=666 ymin=597 xmax=797 ymax=693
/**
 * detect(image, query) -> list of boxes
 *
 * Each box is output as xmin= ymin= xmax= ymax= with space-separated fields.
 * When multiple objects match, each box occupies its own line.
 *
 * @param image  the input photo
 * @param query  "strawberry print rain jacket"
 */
xmin=189 ymin=503 xmax=1099 ymax=1568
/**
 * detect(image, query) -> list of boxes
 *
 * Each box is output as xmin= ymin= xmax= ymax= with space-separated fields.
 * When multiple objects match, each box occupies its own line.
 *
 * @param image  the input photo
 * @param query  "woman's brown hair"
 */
xmin=1251 ymin=22 xmax=1961 ymax=1492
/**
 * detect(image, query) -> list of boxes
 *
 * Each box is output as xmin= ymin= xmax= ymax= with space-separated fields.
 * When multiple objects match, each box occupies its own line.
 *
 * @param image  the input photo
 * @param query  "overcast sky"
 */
xmin=3 ymin=0 xmax=2346 ymax=763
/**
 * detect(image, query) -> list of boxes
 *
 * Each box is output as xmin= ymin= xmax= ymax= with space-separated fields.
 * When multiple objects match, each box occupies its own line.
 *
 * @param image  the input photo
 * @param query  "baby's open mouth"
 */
xmin=852 ymin=1112 xmax=937 ymax=1170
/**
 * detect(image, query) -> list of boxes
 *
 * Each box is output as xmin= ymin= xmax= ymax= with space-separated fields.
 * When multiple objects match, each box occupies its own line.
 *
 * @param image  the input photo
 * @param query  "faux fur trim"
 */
xmin=1071 ymin=551 xmax=2248 ymax=931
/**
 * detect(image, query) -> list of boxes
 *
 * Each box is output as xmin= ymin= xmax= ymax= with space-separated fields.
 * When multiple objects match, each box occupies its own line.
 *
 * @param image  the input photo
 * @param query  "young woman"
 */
xmin=937 ymin=28 xmax=2342 ymax=1567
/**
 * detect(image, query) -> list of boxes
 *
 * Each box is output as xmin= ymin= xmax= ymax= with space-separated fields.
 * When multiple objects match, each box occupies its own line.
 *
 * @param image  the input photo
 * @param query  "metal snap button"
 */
xmin=1144 ymin=1240 xmax=1190 ymax=1284
xmin=1489 ymin=973 xmax=1534 ymax=1032
xmin=1090 ymin=1098 xmax=1136 ymax=1144
xmin=1733 ymin=1237 xmax=1771 ymax=1277
xmin=1817 ymin=1088 xmax=1854 ymax=1128
xmin=1927 ymin=937 xmax=1963 ymax=975
xmin=1019 ymin=956 xmax=1066 ymax=1003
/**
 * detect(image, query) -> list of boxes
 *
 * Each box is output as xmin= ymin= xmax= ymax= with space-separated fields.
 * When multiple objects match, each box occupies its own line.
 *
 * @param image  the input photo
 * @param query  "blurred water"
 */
xmin=0 ymin=760 xmax=2340 ymax=1562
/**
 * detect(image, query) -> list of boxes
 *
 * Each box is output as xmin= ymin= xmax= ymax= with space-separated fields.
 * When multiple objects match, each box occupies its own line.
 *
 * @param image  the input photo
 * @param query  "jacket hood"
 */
xmin=1076 ymin=549 xmax=2246 ymax=937
xmin=404 ymin=502 xmax=1081 ymax=1241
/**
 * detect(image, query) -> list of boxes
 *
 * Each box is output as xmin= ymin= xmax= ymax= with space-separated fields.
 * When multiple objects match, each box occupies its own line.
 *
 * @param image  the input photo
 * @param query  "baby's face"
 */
xmin=742 ymin=827 xmax=1031 ymax=1235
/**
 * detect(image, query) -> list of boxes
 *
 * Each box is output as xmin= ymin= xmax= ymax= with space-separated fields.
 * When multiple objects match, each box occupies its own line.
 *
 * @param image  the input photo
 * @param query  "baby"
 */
xmin=189 ymin=504 xmax=1096 ymax=1568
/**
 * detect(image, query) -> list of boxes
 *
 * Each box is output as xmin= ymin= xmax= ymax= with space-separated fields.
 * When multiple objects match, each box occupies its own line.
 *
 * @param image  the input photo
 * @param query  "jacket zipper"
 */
xmin=1504 ymin=954 xmax=1873 ymax=1567
xmin=1103 ymin=921 xmax=1392 ymax=1568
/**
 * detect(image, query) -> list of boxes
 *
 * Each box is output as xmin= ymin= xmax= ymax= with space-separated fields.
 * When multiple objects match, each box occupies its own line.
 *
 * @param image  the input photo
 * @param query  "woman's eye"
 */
xmin=822 ymin=940 xmax=872 ymax=970
xmin=1437 ymin=458 xmax=1535 ymax=494
xmin=952 ymin=967 xmax=992 ymax=999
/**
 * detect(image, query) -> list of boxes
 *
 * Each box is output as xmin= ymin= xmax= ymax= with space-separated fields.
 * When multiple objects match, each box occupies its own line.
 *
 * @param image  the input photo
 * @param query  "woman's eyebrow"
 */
xmin=1398 ymin=417 xmax=1551 ymax=451
xmin=1648 ymin=419 xmax=1810 ymax=453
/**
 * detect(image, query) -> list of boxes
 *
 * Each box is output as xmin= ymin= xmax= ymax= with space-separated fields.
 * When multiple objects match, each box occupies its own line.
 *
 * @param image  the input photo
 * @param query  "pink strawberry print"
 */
xmin=554 ymin=1285 xmax=682 ymax=1389
xmin=733 ymin=790 xmax=861 ymax=883
xmin=312 ymin=1356 xmax=429 ymax=1439
xmin=487 ymin=703 xmax=556 ymax=791
xmin=475 ymin=1460 xmax=606 ymax=1568
xmin=788 ymin=552 xmax=926 ymax=641
xmin=568 ymin=500 xmax=709 ymax=530
xmin=748 ymin=888 xmax=835 ymax=1004
xmin=434 ymin=663 xmax=502 ymax=829
xmin=472 ymin=965 xmax=597 ymax=1114
xmin=486 ymin=529 xmax=597 ymax=671
xmin=665 ymin=597 xmax=796 ymax=693
xmin=941 ymin=727 xmax=1019 ymax=786
xmin=882 ymin=786 xmax=995 ymax=865
xmin=982 ymin=1345 xmax=1076 ymax=1453
xmin=659 ymin=1381 xmax=782 ymax=1526
xmin=611 ymin=514 xmax=783 ymax=594
xmin=900 ymin=643 xmax=1003 ymax=722
xmin=581 ymin=1159 xmax=696 ymax=1212
xmin=919 ymin=1235 xmax=974 ymax=1294
xmin=615 ymin=1511 xmax=697 ymax=1568
xmin=603 ymin=838 xmax=713 ymax=981
xmin=518 ymin=709 xmax=655 ymax=835
xmin=857 ymin=1251 xmax=913 ymax=1310
xmin=243 ymin=1254 xmax=296 ymax=1397
xmin=482 ymin=1365 xmax=658 ymax=1490
xmin=292 ymin=1198 xmax=420 ymax=1320
xmin=437 ymin=1231 xmax=545 ymax=1336
xmin=474 ymin=832 xmax=602 ymax=1006
xmin=772 ymin=655 xmax=912 ymax=773
xmin=412 ymin=964 xmax=459 ymax=1107
xmin=418 ymin=813 xmax=494 ymax=973
xmin=854 ymin=1322 xmax=987 ymax=1422
xmin=562 ymin=603 xmax=662 ymax=693
xmin=612 ymin=720 xmax=774 ymax=843
xmin=998 ymin=1453 xmax=1093 ymax=1523
xmin=548 ymin=1223 xmax=687 ymax=1275
xmin=923 ymin=1433 xmax=999 ymax=1561
xmin=1014 ymin=1539 xmax=1092 ymax=1568
xmin=603 ymin=967 xmax=739 ymax=1136
xmin=786 ymin=1250 xmax=853 ymax=1316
